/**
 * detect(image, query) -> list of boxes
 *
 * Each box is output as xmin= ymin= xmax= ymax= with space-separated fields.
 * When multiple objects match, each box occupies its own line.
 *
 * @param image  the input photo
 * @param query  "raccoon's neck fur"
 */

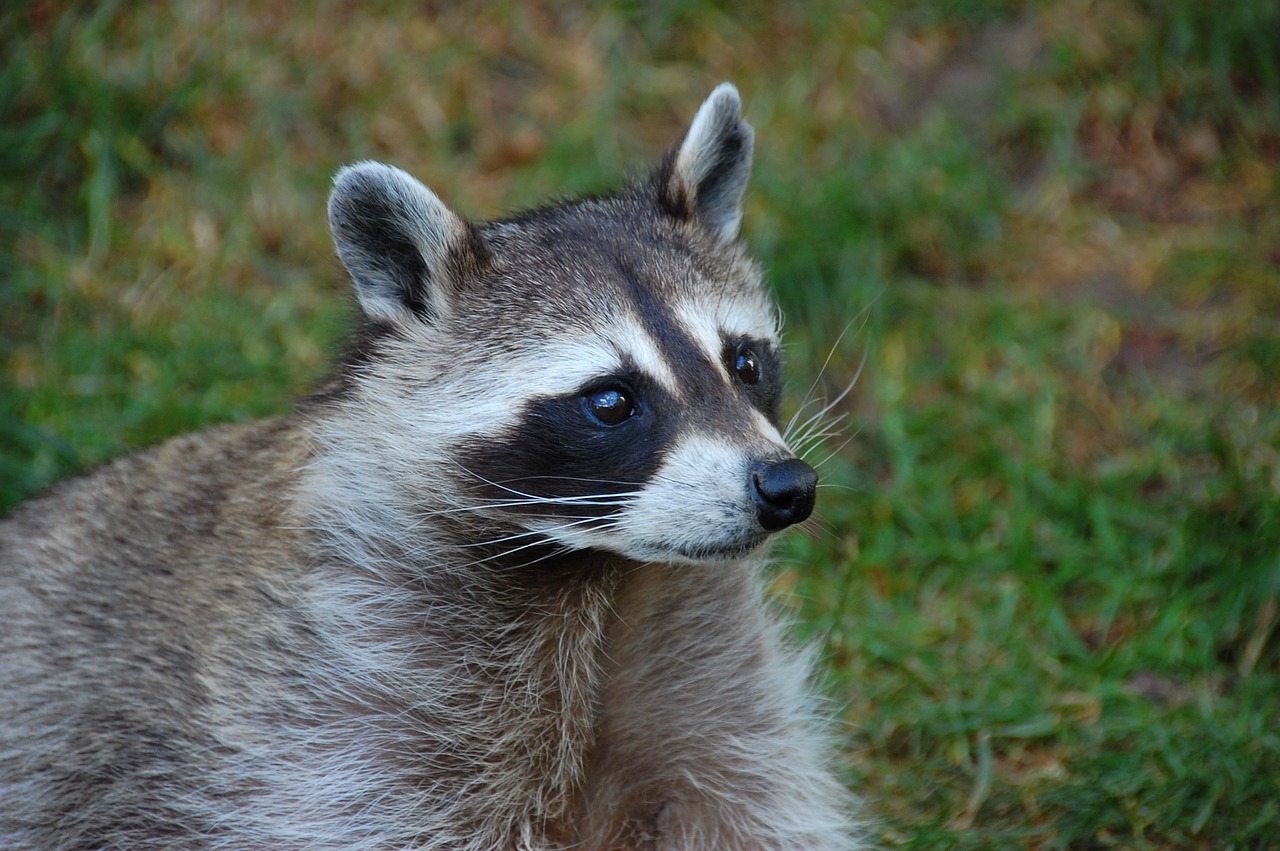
xmin=286 ymin=429 xmax=632 ymax=843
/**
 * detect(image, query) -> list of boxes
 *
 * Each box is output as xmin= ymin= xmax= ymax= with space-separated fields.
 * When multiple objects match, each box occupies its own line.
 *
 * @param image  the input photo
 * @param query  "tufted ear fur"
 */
xmin=656 ymin=83 xmax=755 ymax=242
xmin=328 ymin=162 xmax=487 ymax=326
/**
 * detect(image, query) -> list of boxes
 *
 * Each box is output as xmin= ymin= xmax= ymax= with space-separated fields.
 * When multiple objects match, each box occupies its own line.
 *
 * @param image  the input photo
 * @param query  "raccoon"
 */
xmin=0 ymin=84 xmax=859 ymax=849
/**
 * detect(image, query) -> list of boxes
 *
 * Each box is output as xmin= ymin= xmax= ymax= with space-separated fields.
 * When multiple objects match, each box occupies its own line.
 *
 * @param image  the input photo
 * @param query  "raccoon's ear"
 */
xmin=328 ymin=162 xmax=487 ymax=325
xmin=656 ymin=83 xmax=755 ymax=241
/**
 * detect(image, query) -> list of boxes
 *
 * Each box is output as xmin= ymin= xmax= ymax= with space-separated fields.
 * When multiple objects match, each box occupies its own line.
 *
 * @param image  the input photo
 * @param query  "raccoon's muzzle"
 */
xmin=750 ymin=457 xmax=817 ymax=531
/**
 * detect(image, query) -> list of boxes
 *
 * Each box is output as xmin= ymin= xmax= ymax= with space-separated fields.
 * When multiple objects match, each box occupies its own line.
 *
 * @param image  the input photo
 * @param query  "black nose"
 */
xmin=751 ymin=457 xmax=817 ymax=532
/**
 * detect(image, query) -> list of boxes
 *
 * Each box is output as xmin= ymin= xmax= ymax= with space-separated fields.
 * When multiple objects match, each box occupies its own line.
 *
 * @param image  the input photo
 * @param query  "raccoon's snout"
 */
xmin=750 ymin=457 xmax=817 ymax=532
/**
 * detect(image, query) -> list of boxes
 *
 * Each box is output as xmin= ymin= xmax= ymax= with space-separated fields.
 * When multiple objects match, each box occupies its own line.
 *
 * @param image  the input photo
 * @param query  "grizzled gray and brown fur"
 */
xmin=0 ymin=85 xmax=859 ymax=849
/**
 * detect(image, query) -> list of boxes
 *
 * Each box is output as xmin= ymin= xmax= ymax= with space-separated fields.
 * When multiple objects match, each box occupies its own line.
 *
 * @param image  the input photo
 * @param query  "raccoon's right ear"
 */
xmin=328 ymin=162 xmax=488 ymax=326
xmin=655 ymin=83 xmax=755 ymax=242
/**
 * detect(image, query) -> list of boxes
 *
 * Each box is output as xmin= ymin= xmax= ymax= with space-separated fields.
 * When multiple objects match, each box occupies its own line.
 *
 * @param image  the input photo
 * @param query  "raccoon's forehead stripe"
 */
xmin=613 ymin=257 xmax=724 ymax=390
xmin=514 ymin=321 xmax=678 ymax=397
xmin=610 ymin=319 xmax=680 ymax=395
xmin=675 ymin=298 xmax=779 ymax=375
xmin=675 ymin=301 xmax=733 ymax=376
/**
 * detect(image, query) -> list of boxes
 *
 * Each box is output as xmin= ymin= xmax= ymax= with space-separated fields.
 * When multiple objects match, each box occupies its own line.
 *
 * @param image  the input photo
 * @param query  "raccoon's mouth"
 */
xmin=666 ymin=531 xmax=771 ymax=563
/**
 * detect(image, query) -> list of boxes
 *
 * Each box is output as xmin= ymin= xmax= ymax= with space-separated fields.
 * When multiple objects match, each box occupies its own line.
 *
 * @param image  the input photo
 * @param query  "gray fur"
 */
xmin=0 ymin=84 xmax=860 ymax=849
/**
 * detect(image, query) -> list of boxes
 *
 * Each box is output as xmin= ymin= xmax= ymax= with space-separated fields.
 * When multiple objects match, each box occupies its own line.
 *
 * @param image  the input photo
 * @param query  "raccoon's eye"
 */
xmin=733 ymin=344 xmax=761 ymax=385
xmin=584 ymin=387 xmax=637 ymax=426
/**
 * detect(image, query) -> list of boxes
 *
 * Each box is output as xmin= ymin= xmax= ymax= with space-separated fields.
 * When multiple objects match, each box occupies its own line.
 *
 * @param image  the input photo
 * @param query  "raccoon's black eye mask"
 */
xmin=456 ymin=367 xmax=675 ymax=512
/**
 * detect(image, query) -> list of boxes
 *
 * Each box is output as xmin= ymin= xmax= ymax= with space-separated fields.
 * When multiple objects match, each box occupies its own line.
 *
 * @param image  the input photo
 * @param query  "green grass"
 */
xmin=3 ymin=1 xmax=1278 ymax=847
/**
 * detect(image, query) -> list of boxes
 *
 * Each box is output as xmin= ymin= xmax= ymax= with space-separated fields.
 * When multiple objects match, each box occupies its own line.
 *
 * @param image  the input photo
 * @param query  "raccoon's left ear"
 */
xmin=655 ymin=83 xmax=755 ymax=242
xmin=328 ymin=162 xmax=488 ymax=326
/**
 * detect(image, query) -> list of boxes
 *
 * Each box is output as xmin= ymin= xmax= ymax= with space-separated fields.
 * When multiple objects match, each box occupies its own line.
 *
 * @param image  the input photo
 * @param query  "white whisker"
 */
xmin=809 ymin=431 xmax=860 ymax=471
xmin=461 ymin=515 xmax=612 ymax=551
xmin=784 ymin=308 xmax=871 ymax=438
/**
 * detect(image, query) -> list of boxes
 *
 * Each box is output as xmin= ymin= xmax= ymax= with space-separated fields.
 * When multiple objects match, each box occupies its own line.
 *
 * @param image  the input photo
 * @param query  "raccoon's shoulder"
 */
xmin=0 ymin=416 xmax=309 ymax=558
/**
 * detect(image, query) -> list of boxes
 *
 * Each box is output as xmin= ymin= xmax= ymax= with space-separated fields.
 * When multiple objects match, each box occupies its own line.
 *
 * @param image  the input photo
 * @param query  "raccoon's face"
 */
xmin=327 ymin=85 xmax=816 ymax=565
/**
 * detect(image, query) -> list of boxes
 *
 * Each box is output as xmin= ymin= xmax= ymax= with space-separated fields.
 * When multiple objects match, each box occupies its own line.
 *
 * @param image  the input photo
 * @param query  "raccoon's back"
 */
xmin=0 ymin=417 xmax=315 ymax=848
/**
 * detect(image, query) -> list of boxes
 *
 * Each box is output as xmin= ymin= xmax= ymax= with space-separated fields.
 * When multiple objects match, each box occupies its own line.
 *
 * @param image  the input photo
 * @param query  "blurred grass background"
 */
xmin=2 ymin=1 xmax=1278 ymax=847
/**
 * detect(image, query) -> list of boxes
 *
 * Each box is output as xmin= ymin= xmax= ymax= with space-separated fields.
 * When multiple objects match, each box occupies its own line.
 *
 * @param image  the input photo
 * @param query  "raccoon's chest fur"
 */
xmin=267 ymin=545 xmax=798 ymax=849
xmin=0 ymin=85 xmax=858 ymax=849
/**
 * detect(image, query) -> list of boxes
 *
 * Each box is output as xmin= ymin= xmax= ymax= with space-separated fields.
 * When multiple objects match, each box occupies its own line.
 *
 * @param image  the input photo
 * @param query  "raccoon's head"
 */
xmin=325 ymin=84 xmax=816 ymax=566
